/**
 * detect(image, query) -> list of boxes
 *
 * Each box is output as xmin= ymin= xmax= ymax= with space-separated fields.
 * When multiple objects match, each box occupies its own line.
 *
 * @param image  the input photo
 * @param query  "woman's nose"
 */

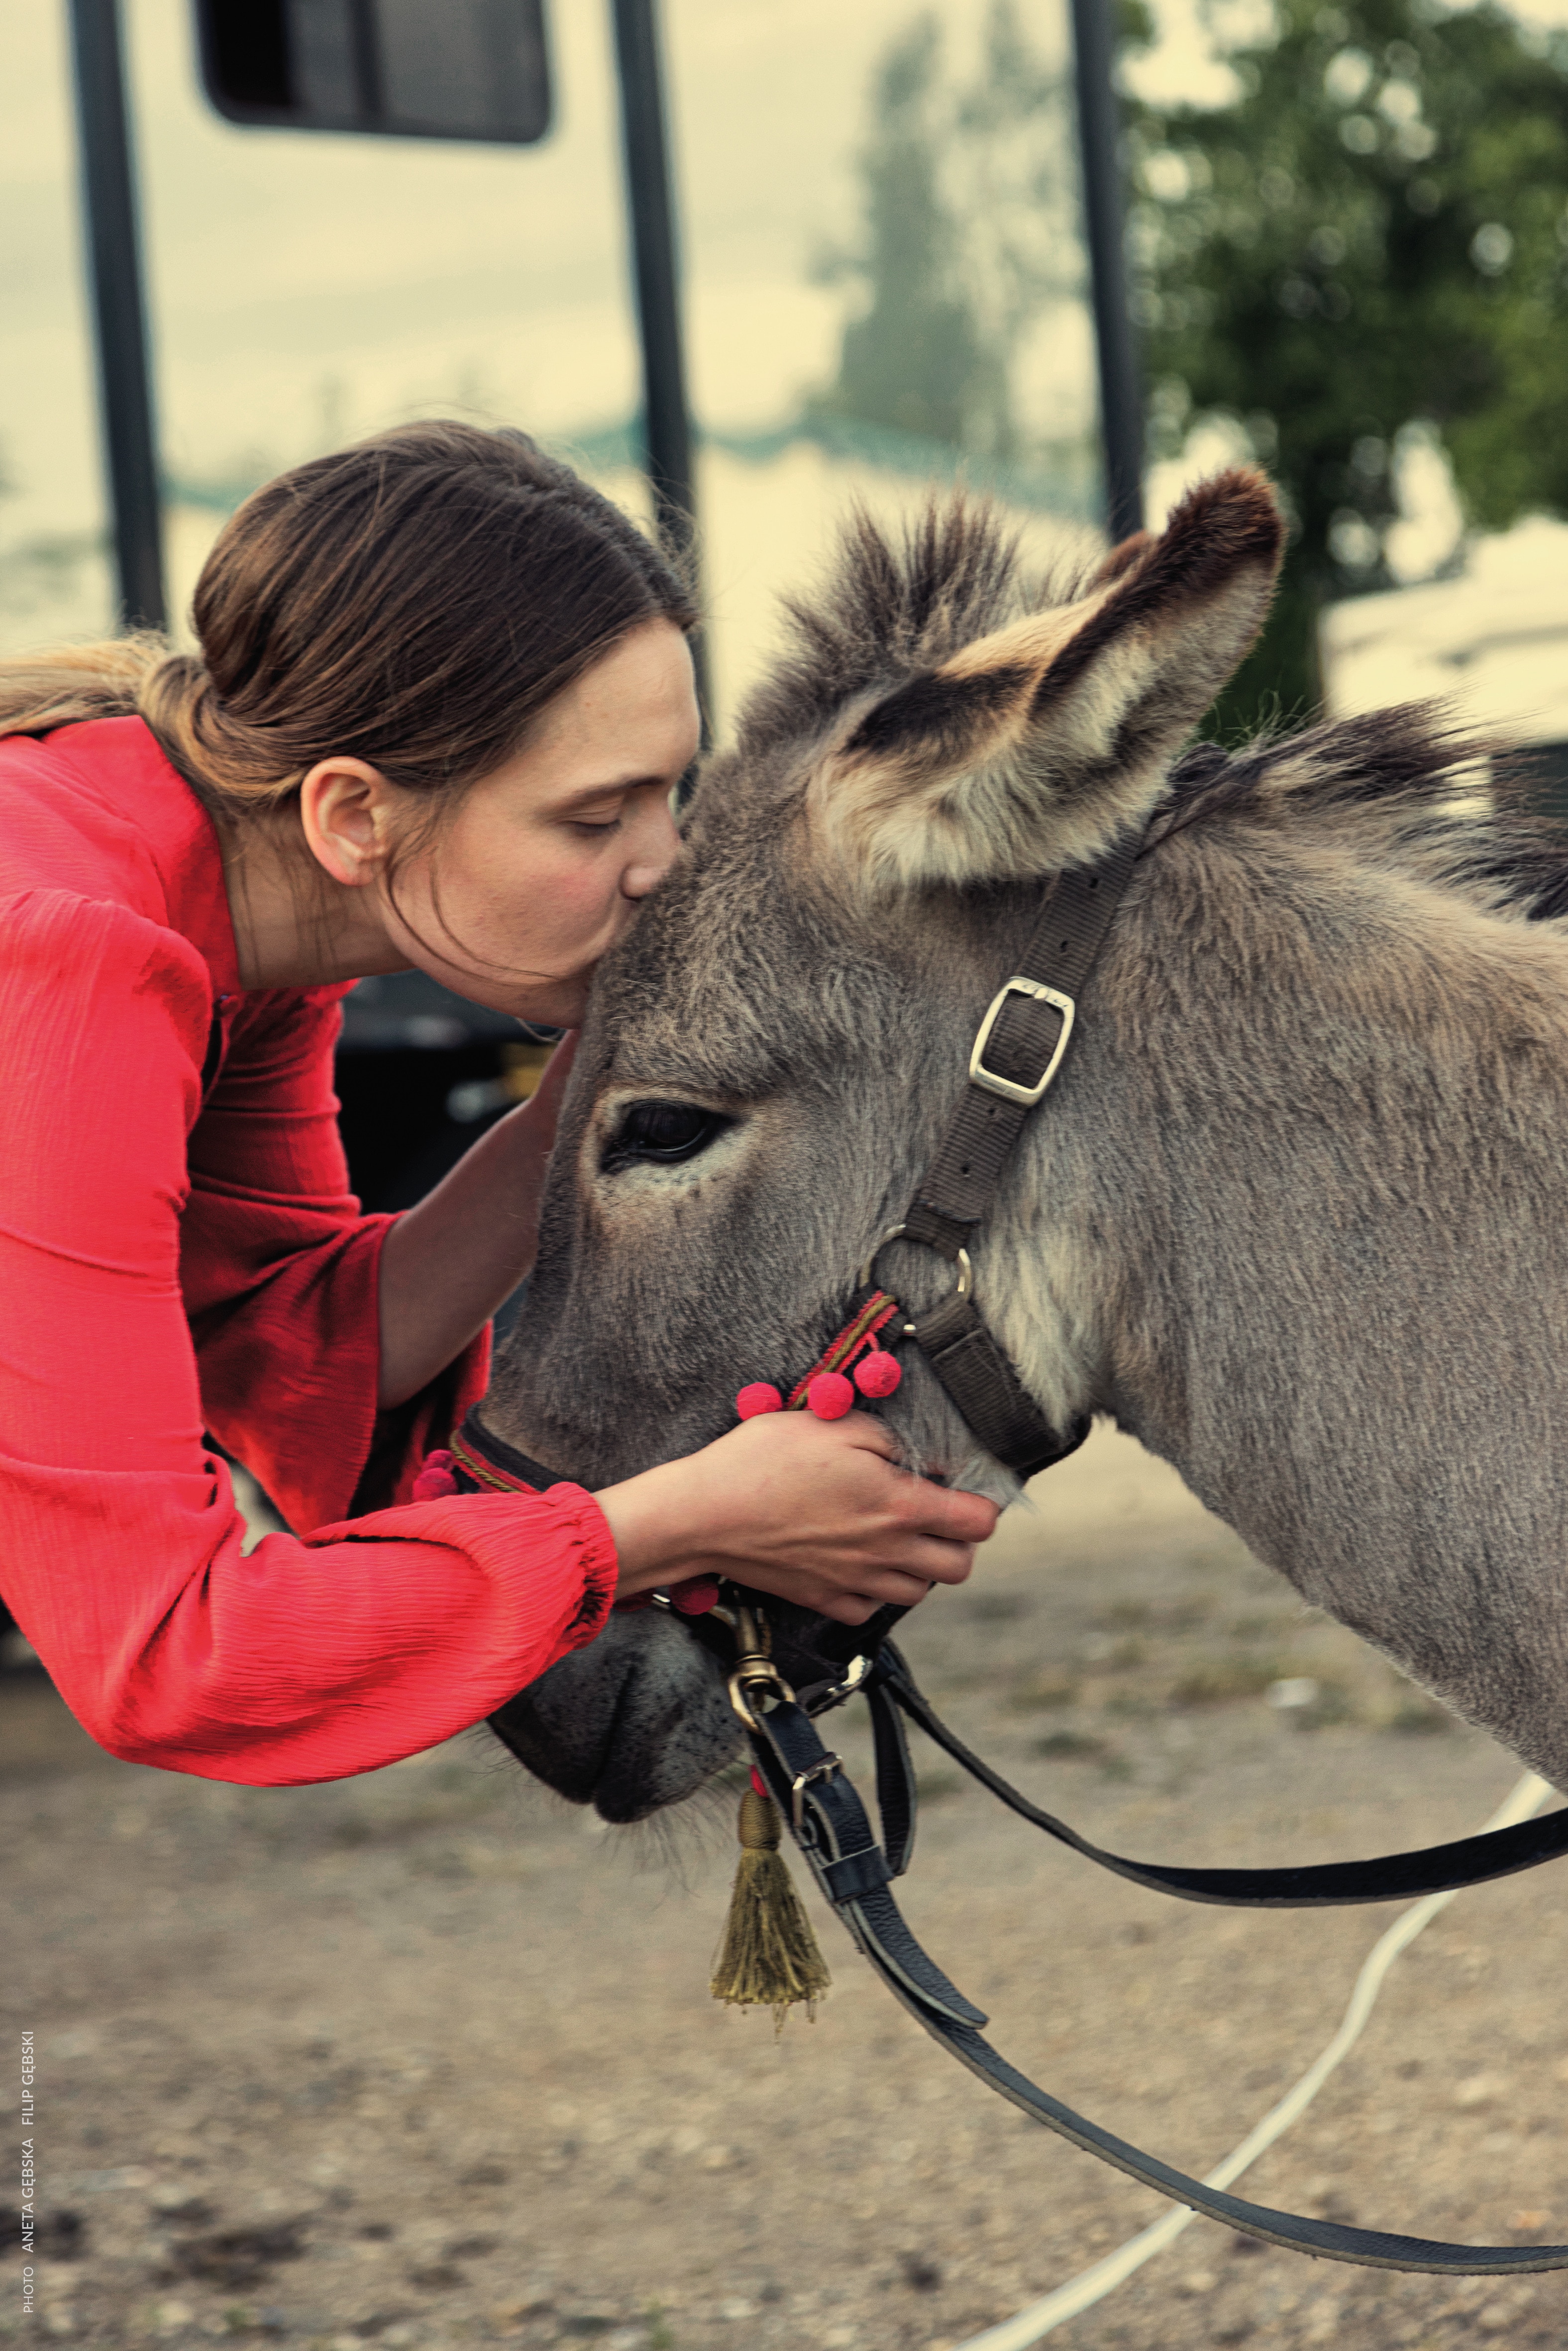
xmin=621 ymin=802 xmax=681 ymax=899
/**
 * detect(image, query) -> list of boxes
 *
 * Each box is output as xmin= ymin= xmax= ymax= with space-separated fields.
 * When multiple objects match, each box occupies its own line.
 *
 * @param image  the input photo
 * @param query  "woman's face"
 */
xmin=380 ymin=619 xmax=699 ymax=1022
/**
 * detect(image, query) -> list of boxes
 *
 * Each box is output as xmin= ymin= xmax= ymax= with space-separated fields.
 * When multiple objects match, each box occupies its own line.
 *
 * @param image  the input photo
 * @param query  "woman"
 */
xmin=0 ymin=421 xmax=992 ymax=1787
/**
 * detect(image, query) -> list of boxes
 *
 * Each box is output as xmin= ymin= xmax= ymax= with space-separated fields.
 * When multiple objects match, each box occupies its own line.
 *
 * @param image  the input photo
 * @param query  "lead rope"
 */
xmin=955 ymin=1769 xmax=1555 ymax=2349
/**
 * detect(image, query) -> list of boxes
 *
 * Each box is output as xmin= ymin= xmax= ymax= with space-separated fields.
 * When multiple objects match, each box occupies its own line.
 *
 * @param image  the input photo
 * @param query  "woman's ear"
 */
xmin=299 ymin=759 xmax=396 ymax=887
xmin=808 ymin=467 xmax=1284 ymax=894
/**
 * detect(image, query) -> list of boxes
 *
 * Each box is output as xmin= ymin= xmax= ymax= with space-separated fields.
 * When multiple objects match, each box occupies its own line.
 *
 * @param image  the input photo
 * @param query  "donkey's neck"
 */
xmin=986 ymin=815 xmax=1568 ymax=1775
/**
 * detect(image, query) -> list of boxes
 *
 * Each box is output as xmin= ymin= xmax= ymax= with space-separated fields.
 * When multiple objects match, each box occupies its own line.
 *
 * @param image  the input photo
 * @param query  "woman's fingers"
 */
xmin=603 ymin=1406 xmax=1004 ymax=1608
xmin=890 ymin=1535 xmax=978 ymax=1587
xmin=814 ymin=1593 xmax=884 ymax=1626
xmin=905 ymin=1484 xmax=999 ymax=1548
xmin=811 ymin=1568 xmax=946 ymax=1624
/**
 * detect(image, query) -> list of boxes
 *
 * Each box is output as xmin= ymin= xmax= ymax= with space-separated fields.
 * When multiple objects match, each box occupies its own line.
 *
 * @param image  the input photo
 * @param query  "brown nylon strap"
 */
xmin=909 ymin=1291 xmax=1091 ymax=1478
xmin=899 ymin=830 xmax=1144 ymax=1476
xmin=904 ymin=831 xmax=1143 ymax=1255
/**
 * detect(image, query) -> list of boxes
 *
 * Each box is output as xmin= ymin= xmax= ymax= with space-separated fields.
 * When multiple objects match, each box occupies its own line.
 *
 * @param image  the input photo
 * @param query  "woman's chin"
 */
xmin=511 ymin=977 xmax=590 ymax=1027
xmin=414 ymin=964 xmax=588 ymax=1026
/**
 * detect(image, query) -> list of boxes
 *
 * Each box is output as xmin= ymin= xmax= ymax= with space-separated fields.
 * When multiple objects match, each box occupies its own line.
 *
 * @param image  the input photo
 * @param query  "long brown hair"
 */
xmin=0 ymin=422 xmax=697 ymax=828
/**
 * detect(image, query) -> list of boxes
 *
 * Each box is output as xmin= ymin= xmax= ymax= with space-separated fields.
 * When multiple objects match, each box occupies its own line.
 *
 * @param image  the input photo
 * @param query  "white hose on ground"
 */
xmin=951 ymin=1769 xmax=1554 ymax=2351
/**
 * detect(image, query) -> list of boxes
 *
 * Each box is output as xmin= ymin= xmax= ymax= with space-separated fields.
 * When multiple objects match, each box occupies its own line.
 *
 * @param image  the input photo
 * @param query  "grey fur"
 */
xmin=487 ymin=1610 xmax=734 ymax=1821
xmin=484 ymin=471 xmax=1568 ymax=1819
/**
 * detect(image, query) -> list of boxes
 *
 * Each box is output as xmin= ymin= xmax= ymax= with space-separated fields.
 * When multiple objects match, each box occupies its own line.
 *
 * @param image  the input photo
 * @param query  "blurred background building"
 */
xmin=6 ymin=0 xmax=1568 ymax=1214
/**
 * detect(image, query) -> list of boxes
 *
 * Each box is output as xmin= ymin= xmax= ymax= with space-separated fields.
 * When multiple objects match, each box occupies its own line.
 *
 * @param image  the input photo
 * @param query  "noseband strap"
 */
xmin=449 ymin=1420 xmax=568 ymax=1496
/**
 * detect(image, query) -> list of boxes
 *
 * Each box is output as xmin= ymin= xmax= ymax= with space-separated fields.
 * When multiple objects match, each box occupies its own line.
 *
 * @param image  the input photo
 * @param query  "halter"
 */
xmin=453 ymin=815 xmax=1568 ymax=2276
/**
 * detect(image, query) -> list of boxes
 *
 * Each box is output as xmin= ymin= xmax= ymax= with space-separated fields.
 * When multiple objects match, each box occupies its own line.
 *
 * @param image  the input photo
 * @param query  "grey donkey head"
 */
xmin=485 ymin=468 xmax=1284 ymax=1820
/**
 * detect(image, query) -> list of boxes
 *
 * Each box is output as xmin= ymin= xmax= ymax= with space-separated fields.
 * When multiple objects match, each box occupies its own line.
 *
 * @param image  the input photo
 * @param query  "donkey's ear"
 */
xmin=811 ymin=468 xmax=1283 ymax=891
xmin=1091 ymin=528 xmax=1155 ymax=585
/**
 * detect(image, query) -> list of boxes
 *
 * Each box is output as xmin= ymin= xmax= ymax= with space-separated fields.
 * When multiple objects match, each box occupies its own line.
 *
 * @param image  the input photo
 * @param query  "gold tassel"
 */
xmin=710 ymin=1785 xmax=832 ymax=2029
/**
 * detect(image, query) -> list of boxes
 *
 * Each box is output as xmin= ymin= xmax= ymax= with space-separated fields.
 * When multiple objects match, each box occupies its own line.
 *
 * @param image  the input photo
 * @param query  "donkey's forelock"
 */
xmin=733 ymin=495 xmax=1078 ymax=755
xmin=594 ymin=799 xmax=916 ymax=1099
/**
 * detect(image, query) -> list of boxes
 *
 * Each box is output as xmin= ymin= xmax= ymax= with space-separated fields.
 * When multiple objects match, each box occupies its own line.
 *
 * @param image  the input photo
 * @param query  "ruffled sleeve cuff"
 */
xmin=552 ymin=1486 xmax=619 ymax=1650
xmin=305 ymin=1477 xmax=621 ymax=1698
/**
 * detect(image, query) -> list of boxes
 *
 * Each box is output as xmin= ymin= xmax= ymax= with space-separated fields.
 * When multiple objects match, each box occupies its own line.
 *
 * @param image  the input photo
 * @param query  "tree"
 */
xmin=1128 ymin=0 xmax=1568 ymax=734
xmin=812 ymin=3 xmax=1076 ymax=460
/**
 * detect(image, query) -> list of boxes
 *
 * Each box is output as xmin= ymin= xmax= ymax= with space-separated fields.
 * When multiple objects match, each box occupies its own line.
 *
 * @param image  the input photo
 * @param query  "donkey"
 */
xmin=480 ymin=465 xmax=1568 ymax=1825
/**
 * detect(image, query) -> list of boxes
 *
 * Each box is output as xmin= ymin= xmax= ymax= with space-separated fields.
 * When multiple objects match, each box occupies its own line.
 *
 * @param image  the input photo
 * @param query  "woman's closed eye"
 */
xmin=603 ymin=1100 xmax=731 ymax=1171
xmin=565 ymin=794 xmax=627 ymax=835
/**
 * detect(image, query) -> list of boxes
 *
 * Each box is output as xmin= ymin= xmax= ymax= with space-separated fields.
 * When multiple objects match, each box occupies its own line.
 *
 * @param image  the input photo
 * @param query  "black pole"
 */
xmin=608 ymin=0 xmax=709 ymax=725
xmin=1070 ymin=0 xmax=1143 ymax=542
xmin=67 ymin=0 xmax=165 ymax=633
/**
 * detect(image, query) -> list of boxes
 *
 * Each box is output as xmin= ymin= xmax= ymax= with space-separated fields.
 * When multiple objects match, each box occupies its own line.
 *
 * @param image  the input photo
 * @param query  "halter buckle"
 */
xmin=789 ymin=1754 xmax=843 ymax=1833
xmin=969 ymin=977 xmax=1076 ymax=1106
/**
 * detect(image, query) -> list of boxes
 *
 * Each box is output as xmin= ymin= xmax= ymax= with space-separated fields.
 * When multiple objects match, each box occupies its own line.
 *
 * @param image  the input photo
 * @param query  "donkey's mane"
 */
xmin=1153 ymin=714 xmax=1568 ymax=924
xmin=741 ymin=493 xmax=1568 ymax=927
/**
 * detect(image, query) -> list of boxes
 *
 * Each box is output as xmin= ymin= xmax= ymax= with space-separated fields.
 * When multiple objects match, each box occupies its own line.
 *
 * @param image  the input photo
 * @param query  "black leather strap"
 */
xmin=745 ymin=1686 xmax=1568 ymax=2274
xmin=820 ymin=1843 xmax=894 ymax=1903
xmin=866 ymin=1672 xmax=918 ymax=1878
xmin=747 ymin=1697 xmax=987 ymax=2027
xmin=881 ymin=1643 xmax=1568 ymax=1909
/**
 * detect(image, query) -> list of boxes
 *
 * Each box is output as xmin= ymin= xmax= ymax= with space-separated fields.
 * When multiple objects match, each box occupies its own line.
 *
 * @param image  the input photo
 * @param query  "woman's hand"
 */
xmin=595 ymin=1411 xmax=998 ymax=1624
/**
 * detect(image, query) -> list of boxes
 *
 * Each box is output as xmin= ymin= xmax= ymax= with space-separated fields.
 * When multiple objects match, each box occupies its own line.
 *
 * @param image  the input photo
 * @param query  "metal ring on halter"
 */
xmin=728 ymin=1656 xmax=796 ymax=1730
xmin=858 ymin=1222 xmax=973 ymax=1321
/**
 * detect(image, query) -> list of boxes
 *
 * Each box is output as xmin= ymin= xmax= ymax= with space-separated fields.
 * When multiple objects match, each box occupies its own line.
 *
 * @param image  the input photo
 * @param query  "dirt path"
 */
xmin=4 ymin=1427 xmax=1567 ymax=2351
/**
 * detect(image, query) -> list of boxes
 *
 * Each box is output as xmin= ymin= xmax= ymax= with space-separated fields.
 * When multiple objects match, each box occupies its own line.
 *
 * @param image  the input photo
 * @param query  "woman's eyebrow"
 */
xmin=553 ymin=773 xmax=665 ymax=811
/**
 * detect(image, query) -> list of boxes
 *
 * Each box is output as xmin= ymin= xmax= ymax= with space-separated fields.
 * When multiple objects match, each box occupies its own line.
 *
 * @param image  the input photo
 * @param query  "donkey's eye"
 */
xmin=605 ymin=1100 xmax=730 ymax=1170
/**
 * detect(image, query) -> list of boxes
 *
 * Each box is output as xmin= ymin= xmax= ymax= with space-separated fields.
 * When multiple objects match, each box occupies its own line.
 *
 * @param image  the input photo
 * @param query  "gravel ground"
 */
xmin=4 ymin=1425 xmax=1568 ymax=2351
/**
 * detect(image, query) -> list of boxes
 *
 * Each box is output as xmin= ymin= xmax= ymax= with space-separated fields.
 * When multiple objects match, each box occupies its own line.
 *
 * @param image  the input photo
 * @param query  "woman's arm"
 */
xmin=375 ymin=1034 xmax=577 ymax=1409
xmin=0 ymin=901 xmax=616 ymax=1786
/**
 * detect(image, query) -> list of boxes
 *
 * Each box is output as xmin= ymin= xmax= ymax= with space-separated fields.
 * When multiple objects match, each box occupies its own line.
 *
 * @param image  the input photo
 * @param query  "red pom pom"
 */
xmin=807 ymin=1371 xmax=855 ymax=1420
xmin=854 ymin=1350 xmax=903 ymax=1399
xmin=671 ymin=1575 xmax=722 ymax=1615
xmin=411 ymin=1450 xmax=459 ymax=1500
xmin=735 ymin=1381 xmax=784 ymax=1419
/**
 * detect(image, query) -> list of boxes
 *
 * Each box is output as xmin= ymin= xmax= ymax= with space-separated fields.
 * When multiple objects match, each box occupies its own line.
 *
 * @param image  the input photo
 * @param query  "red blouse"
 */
xmin=0 ymin=717 xmax=616 ymax=1785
